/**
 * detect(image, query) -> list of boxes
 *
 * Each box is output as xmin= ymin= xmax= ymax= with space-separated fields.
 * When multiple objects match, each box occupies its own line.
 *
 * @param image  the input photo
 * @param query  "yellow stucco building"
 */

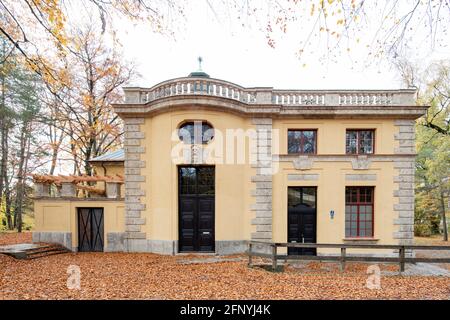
xmin=32 ymin=70 xmax=427 ymax=256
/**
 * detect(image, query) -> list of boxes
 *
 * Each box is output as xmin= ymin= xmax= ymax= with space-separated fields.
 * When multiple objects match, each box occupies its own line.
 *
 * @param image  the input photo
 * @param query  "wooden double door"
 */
xmin=78 ymin=208 xmax=104 ymax=252
xmin=288 ymin=187 xmax=317 ymax=256
xmin=178 ymin=166 xmax=215 ymax=252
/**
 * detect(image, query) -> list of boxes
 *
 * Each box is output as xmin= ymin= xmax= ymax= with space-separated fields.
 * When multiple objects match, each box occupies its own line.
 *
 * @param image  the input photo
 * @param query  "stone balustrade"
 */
xmin=272 ymin=91 xmax=405 ymax=106
xmin=125 ymin=78 xmax=257 ymax=105
xmin=123 ymin=77 xmax=417 ymax=107
xmin=33 ymin=181 xmax=123 ymax=199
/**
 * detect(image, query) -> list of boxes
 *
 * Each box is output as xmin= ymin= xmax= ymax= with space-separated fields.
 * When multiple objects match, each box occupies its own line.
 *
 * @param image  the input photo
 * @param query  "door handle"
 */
xmin=202 ymin=231 xmax=210 ymax=235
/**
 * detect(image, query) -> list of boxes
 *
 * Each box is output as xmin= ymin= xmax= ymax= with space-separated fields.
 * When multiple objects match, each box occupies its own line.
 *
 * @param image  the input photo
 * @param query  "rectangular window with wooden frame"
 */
xmin=288 ymin=129 xmax=317 ymax=154
xmin=345 ymin=187 xmax=374 ymax=238
xmin=346 ymin=130 xmax=375 ymax=155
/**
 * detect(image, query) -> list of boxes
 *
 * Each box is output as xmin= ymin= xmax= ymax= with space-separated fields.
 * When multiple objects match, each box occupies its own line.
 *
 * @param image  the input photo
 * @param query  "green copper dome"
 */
xmin=189 ymin=56 xmax=210 ymax=78
xmin=188 ymin=70 xmax=210 ymax=78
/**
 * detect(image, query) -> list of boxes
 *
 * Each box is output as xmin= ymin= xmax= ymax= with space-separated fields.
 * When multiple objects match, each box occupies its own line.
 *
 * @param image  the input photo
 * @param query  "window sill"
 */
xmin=343 ymin=238 xmax=379 ymax=242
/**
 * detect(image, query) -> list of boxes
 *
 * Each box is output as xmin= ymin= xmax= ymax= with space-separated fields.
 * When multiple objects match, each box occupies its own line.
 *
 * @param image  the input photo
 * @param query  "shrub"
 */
xmin=414 ymin=224 xmax=432 ymax=237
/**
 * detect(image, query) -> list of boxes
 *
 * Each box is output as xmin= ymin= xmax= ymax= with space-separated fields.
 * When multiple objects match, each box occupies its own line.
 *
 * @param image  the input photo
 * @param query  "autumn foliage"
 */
xmin=0 ymin=233 xmax=449 ymax=299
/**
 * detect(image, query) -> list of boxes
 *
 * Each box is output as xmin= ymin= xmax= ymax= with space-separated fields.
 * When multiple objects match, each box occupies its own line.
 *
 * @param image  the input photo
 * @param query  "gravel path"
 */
xmin=382 ymin=263 xmax=450 ymax=277
xmin=414 ymin=237 xmax=450 ymax=273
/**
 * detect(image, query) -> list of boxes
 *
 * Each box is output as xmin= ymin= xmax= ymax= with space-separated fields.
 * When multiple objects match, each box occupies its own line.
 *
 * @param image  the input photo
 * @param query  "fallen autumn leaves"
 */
xmin=0 ymin=233 xmax=449 ymax=300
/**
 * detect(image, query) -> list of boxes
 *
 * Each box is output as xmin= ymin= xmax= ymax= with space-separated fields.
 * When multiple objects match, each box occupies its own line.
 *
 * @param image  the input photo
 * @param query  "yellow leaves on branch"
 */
xmin=23 ymin=54 xmax=72 ymax=92
xmin=82 ymin=94 xmax=94 ymax=109
xmin=33 ymin=0 xmax=68 ymax=46
xmin=2 ymin=0 xmax=170 ymax=82
xmin=310 ymin=3 xmax=315 ymax=16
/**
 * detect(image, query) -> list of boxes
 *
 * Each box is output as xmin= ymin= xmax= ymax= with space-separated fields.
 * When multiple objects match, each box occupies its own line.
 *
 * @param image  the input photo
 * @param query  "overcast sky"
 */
xmin=111 ymin=1 xmax=449 ymax=90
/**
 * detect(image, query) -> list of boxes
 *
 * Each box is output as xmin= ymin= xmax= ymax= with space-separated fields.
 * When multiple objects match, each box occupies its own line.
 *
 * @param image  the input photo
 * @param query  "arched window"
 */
xmin=178 ymin=121 xmax=214 ymax=144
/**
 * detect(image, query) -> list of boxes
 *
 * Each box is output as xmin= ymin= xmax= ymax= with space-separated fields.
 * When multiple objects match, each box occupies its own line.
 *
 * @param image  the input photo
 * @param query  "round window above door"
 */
xmin=178 ymin=121 xmax=214 ymax=144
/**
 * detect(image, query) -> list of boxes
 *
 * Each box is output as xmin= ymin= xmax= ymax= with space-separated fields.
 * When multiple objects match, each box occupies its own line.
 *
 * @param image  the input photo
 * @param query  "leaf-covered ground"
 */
xmin=0 ymin=232 xmax=449 ymax=300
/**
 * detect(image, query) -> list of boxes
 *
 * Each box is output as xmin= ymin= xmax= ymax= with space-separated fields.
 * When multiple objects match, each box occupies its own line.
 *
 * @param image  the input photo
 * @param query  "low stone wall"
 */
xmin=32 ymin=232 xmax=73 ymax=251
xmin=122 ymin=239 xmax=177 ymax=254
xmin=108 ymin=236 xmax=248 ymax=255
xmin=150 ymin=240 xmax=177 ymax=255
xmin=32 ymin=231 xmax=249 ymax=255
xmin=106 ymin=232 xmax=126 ymax=252
xmin=215 ymin=241 xmax=248 ymax=255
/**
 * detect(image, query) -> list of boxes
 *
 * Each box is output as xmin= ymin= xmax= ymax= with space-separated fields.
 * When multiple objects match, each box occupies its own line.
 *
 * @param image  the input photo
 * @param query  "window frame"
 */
xmin=177 ymin=120 xmax=214 ymax=145
xmin=345 ymin=186 xmax=375 ymax=238
xmin=287 ymin=129 xmax=318 ymax=155
xmin=288 ymin=186 xmax=317 ymax=209
xmin=345 ymin=129 xmax=375 ymax=155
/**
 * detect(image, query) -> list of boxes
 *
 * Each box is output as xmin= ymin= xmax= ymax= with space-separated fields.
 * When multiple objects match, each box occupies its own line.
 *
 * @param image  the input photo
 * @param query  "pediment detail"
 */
xmin=351 ymin=155 xmax=371 ymax=170
xmin=293 ymin=156 xmax=314 ymax=171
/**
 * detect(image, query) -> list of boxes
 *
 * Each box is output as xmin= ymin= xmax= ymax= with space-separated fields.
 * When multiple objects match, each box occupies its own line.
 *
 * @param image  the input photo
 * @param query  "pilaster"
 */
xmin=123 ymin=117 xmax=147 ymax=250
xmin=393 ymin=120 xmax=416 ymax=249
xmin=250 ymin=118 xmax=273 ymax=241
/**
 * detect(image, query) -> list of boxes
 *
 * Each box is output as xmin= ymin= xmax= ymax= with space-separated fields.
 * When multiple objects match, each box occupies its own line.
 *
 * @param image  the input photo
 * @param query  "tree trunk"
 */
xmin=0 ymin=115 xmax=11 ymax=230
xmin=19 ymin=129 xmax=32 ymax=231
xmin=0 ymin=71 xmax=7 ymax=211
xmin=14 ymin=124 xmax=28 ymax=233
xmin=49 ymin=150 xmax=58 ymax=175
xmin=48 ymin=119 xmax=65 ymax=175
xmin=5 ymin=188 xmax=12 ymax=230
xmin=440 ymin=189 xmax=448 ymax=241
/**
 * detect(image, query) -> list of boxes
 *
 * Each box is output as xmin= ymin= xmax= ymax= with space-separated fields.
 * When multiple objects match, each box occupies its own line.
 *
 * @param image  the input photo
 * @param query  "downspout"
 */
xmin=101 ymin=162 xmax=108 ymax=191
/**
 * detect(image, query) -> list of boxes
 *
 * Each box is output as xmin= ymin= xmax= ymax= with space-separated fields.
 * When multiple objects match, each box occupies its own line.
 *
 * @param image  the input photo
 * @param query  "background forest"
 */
xmin=0 ymin=26 xmax=135 ymax=231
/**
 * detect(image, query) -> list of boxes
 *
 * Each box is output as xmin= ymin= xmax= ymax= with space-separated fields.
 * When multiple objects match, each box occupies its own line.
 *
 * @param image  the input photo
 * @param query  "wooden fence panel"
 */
xmin=246 ymin=241 xmax=450 ymax=272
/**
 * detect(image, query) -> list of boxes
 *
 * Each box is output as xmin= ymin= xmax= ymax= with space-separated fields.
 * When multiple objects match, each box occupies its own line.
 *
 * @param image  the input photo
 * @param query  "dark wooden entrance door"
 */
xmin=288 ymin=187 xmax=317 ymax=256
xmin=78 ymin=208 xmax=104 ymax=252
xmin=179 ymin=166 xmax=215 ymax=252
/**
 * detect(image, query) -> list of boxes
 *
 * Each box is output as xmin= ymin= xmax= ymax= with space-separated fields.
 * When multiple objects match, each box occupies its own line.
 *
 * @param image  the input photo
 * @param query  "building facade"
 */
xmin=32 ymin=71 xmax=427 ymax=256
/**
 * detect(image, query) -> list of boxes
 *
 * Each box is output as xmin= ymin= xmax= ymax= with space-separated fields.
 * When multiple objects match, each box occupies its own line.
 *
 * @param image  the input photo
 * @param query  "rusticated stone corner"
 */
xmin=250 ymin=118 xmax=273 ymax=242
xmin=393 ymin=120 xmax=416 ymax=251
xmin=123 ymin=117 xmax=147 ymax=251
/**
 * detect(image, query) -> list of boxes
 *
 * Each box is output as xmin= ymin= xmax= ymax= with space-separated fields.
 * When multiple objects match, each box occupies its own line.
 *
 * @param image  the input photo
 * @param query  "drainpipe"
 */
xmin=101 ymin=162 xmax=108 ymax=192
